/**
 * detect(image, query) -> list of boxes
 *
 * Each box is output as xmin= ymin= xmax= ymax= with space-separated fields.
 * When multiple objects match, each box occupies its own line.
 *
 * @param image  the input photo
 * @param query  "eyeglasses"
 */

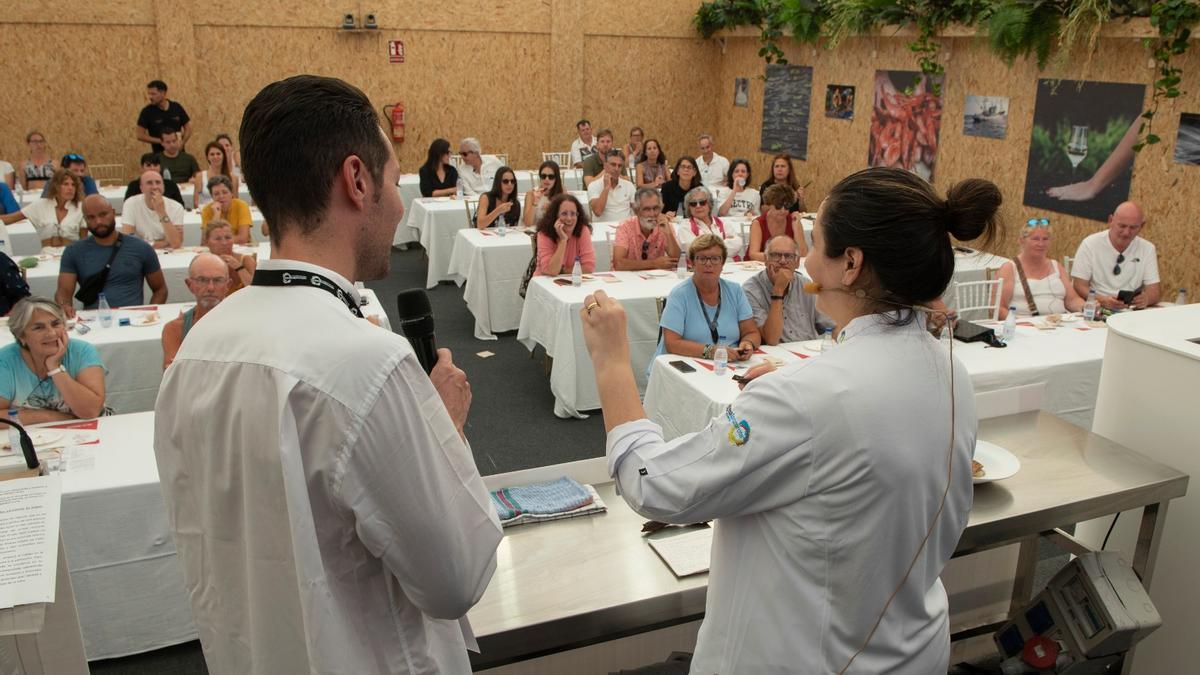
xmin=459 ymin=150 xmax=476 ymax=157
xmin=500 ymin=178 xmax=515 ymax=185
xmin=539 ymin=173 xmax=555 ymax=180
xmin=766 ymin=252 xmax=799 ymax=262
xmin=1113 ymin=253 xmax=1124 ymax=276
xmin=1025 ymin=218 xmax=1049 ymax=228
xmin=191 ymin=276 xmax=229 ymax=286
xmin=687 ymin=200 xmax=709 ymax=207
xmin=693 ymin=255 xmax=724 ymax=266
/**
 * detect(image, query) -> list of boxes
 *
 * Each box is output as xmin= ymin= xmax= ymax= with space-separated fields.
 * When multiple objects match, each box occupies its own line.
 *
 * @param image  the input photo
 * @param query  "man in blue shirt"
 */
xmin=39 ymin=154 xmax=100 ymax=198
xmin=55 ymin=194 xmax=167 ymax=317
xmin=0 ymin=183 xmax=20 ymax=224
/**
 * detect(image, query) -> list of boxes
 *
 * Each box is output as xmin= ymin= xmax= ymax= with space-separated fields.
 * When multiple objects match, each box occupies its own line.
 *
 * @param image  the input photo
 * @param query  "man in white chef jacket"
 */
xmin=154 ymin=75 xmax=503 ymax=674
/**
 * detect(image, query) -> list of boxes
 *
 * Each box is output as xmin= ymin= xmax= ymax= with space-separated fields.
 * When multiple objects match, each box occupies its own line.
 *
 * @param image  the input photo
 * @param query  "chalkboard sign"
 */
xmin=760 ymin=64 xmax=813 ymax=160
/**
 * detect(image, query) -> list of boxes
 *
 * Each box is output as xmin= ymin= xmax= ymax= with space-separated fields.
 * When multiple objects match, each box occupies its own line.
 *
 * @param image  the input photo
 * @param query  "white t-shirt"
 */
xmin=457 ymin=156 xmax=502 ymax=197
xmin=715 ymin=186 xmax=760 ymax=217
xmin=122 ymin=193 xmax=186 ymax=243
xmin=696 ymin=153 xmax=730 ymax=188
xmin=22 ymin=197 xmax=84 ymax=241
xmin=0 ymin=161 xmax=14 ymax=181
xmin=1071 ymin=231 xmax=1159 ymax=296
xmin=570 ymin=137 xmax=596 ymax=167
xmin=586 ymin=176 xmax=636 ymax=222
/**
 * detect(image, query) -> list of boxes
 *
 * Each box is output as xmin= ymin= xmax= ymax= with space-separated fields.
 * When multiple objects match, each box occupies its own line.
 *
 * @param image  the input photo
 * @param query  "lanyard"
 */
xmin=694 ymin=281 xmax=722 ymax=343
xmin=251 ymin=268 xmax=364 ymax=318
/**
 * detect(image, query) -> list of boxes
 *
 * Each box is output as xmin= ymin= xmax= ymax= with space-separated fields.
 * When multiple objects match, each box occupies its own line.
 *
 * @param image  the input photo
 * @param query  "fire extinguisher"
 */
xmin=384 ymin=102 xmax=405 ymax=143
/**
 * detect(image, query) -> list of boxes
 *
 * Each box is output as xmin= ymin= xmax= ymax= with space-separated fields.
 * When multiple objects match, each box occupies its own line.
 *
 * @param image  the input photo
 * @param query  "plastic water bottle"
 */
xmin=713 ymin=346 xmax=728 ymax=375
xmin=7 ymin=408 xmax=21 ymax=455
xmin=455 ymin=183 xmax=463 ymax=200
xmin=676 ymin=253 xmax=688 ymax=278
xmin=571 ymin=257 xmax=582 ymax=287
xmin=98 ymin=293 xmax=113 ymax=328
xmin=1176 ymin=288 xmax=1187 ymax=306
xmin=162 ymin=168 xmax=172 ymax=182
xmin=820 ymin=326 xmax=835 ymax=352
xmin=1082 ymin=289 xmax=1098 ymax=321
xmin=1001 ymin=306 xmax=1017 ymax=343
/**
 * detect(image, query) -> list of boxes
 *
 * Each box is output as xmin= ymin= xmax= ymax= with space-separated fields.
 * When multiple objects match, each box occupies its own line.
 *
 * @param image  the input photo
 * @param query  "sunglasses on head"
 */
xmin=1025 ymin=218 xmax=1049 ymax=228
xmin=64 ymin=153 xmax=85 ymax=162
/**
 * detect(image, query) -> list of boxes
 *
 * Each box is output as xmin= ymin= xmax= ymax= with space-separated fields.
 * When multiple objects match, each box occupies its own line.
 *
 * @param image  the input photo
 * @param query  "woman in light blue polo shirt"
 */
xmin=0 ymin=297 xmax=108 ymax=424
xmin=657 ymin=233 xmax=760 ymax=365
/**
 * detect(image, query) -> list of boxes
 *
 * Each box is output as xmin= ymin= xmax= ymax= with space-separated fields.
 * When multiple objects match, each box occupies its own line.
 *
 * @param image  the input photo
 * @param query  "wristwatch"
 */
xmin=159 ymin=214 xmax=171 ymax=224
xmin=47 ymin=366 xmax=65 ymax=377
xmin=770 ymin=294 xmax=786 ymax=300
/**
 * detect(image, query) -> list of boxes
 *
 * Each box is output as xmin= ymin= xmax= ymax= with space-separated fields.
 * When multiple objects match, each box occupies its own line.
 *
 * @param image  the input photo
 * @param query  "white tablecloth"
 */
xmin=517 ymin=263 xmax=763 ymax=416
xmin=644 ymin=318 xmax=1107 ymax=440
xmin=4 ymin=220 xmax=43 ymax=256
xmin=445 ymin=224 xmax=615 ymax=340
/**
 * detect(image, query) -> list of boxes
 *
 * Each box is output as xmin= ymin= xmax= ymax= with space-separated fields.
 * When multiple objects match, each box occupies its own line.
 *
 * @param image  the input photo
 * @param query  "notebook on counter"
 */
xmin=647 ymin=526 xmax=713 ymax=578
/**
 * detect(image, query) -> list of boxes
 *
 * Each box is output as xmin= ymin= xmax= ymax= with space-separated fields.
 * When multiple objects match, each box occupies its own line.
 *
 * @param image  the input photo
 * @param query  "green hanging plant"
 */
xmin=986 ymin=0 xmax=1063 ymax=69
xmin=1136 ymin=0 xmax=1200 ymax=151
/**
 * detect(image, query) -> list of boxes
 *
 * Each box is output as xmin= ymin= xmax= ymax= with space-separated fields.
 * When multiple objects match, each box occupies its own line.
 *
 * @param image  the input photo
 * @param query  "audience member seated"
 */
xmin=636 ymin=138 xmax=669 ymax=189
xmin=611 ymin=188 xmax=681 ymax=271
xmin=1071 ymin=201 xmax=1160 ymax=310
xmin=418 ymin=138 xmax=458 ymax=198
xmin=581 ymin=129 xmax=616 ymax=187
xmin=193 ymin=141 xmax=239 ymax=210
xmin=657 ymin=234 xmax=760 ymax=365
xmin=215 ymin=133 xmax=241 ymax=177
xmin=716 ymin=159 xmax=760 ymax=218
xmin=162 ymin=252 xmax=230 ymax=368
xmin=23 ymin=169 xmax=86 ymax=247
xmin=157 ymin=128 xmax=199 ymax=185
xmin=22 ymin=131 xmax=55 ymax=191
xmin=201 ymin=176 xmax=252 ymax=244
xmin=523 ymin=161 xmax=564 ymax=228
xmin=570 ymin=118 xmax=596 ymax=168
xmin=125 ymin=153 xmax=185 ymax=205
xmin=675 ymin=186 xmax=743 ymax=259
xmin=122 ymin=171 xmax=185 ymax=249
xmin=0 ymin=297 xmax=107 ymax=423
xmin=660 ymin=156 xmax=700 ymax=216
xmin=586 ymin=150 xmax=636 ymax=222
xmin=0 ymin=254 xmax=31 ymax=315
xmin=746 ymin=184 xmax=808 ymax=261
xmin=997 ymin=219 xmax=1083 ymax=319
xmin=137 ymin=79 xmax=192 ymax=153
xmin=535 ymin=194 xmax=595 ymax=276
xmin=759 ymin=153 xmax=805 ymax=213
xmin=621 ymin=127 xmax=644 ymax=165
xmin=0 ymin=159 xmax=14 ymax=189
xmin=456 ymin=138 xmax=501 ymax=196
xmin=744 ymin=236 xmax=825 ymax=344
xmin=695 ymin=134 xmax=729 ymax=189
xmin=57 ymin=196 xmax=167 ymax=316
xmin=476 ymin=167 xmax=521 ymax=229
xmin=1 ymin=183 xmax=25 ymax=226
xmin=203 ymin=221 xmax=255 ymax=293
xmin=39 ymin=154 xmax=99 ymax=198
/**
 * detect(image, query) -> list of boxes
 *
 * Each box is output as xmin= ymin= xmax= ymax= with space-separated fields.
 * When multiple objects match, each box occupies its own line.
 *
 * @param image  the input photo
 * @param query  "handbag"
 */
xmin=954 ymin=320 xmax=1006 ymax=347
xmin=518 ymin=231 xmax=537 ymax=299
xmin=1012 ymin=257 xmax=1040 ymax=316
xmin=74 ymin=235 xmax=123 ymax=306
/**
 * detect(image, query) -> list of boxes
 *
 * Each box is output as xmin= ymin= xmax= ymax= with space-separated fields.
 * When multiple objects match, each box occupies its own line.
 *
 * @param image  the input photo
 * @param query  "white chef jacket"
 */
xmin=695 ymin=152 xmax=729 ymax=189
xmin=608 ymin=313 xmax=976 ymax=674
xmin=154 ymin=258 xmax=503 ymax=674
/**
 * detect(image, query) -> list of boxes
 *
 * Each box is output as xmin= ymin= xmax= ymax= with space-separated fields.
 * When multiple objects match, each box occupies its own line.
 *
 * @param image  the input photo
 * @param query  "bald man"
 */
xmin=56 ymin=195 xmax=166 ymax=317
xmin=162 ymin=253 xmax=229 ymax=368
xmin=120 ymin=170 xmax=185 ymax=249
xmin=1071 ymin=201 xmax=1161 ymax=310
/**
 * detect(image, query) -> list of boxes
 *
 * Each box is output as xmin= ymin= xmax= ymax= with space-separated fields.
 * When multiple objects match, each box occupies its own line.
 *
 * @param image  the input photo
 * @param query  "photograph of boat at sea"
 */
xmin=963 ymin=95 xmax=1008 ymax=139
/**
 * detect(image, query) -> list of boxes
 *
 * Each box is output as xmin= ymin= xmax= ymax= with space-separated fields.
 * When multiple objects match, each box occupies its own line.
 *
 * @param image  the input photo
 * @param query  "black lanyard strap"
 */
xmin=694 ymin=281 xmax=722 ymax=344
xmin=252 ymin=268 xmax=364 ymax=318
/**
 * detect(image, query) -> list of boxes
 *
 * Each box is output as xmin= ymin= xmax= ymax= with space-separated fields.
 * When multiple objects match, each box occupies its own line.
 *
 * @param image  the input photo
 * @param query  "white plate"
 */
xmin=972 ymin=440 xmax=1020 ymax=484
xmin=130 ymin=316 xmax=161 ymax=327
xmin=799 ymin=339 xmax=824 ymax=352
xmin=1 ymin=429 xmax=64 ymax=450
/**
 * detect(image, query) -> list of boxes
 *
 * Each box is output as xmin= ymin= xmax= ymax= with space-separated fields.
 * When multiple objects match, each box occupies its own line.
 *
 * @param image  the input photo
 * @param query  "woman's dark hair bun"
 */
xmin=944 ymin=178 xmax=1001 ymax=246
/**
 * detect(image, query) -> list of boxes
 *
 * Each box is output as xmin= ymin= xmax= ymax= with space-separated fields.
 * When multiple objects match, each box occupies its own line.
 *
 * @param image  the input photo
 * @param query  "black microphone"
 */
xmin=395 ymin=289 xmax=439 ymax=374
xmin=0 ymin=417 xmax=40 ymax=470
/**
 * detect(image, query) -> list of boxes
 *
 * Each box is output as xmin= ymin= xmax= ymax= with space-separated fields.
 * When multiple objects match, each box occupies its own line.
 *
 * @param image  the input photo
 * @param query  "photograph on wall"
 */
xmin=1022 ymin=78 xmax=1146 ymax=221
xmin=734 ymin=78 xmax=749 ymax=108
xmin=963 ymin=94 xmax=1008 ymax=139
xmin=760 ymin=64 xmax=813 ymax=160
xmin=825 ymin=84 xmax=855 ymax=120
xmin=868 ymin=70 xmax=944 ymax=181
xmin=1174 ymin=112 xmax=1200 ymax=166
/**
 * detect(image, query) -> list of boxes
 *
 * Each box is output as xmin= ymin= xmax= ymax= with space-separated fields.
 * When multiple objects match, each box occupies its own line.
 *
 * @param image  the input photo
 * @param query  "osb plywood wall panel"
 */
xmin=581 ymin=36 xmax=721 ymax=171
xmin=716 ymin=35 xmax=1199 ymax=297
xmin=586 ymin=0 xmax=703 ymax=37
xmin=208 ymin=0 xmax=550 ymax=33
xmin=0 ymin=24 xmax=158 ymax=179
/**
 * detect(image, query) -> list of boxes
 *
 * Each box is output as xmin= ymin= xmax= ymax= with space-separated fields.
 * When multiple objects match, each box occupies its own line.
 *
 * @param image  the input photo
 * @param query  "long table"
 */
xmin=645 ymin=318 xmax=1108 ymax=439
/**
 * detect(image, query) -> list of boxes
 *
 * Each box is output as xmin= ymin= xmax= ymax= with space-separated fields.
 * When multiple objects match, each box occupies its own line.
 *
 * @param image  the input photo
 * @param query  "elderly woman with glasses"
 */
xmin=0 ymin=297 xmax=107 ymax=423
xmin=675 ymin=186 xmax=744 ymax=260
xmin=523 ymin=160 xmax=564 ymax=228
xmin=476 ymin=166 xmax=521 ymax=229
xmin=656 ymin=233 xmax=760 ymax=365
xmin=996 ymin=218 xmax=1083 ymax=319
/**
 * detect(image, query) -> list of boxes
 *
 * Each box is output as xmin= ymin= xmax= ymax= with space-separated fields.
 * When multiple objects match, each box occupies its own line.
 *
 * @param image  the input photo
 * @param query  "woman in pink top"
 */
xmin=536 ymin=194 xmax=596 ymax=276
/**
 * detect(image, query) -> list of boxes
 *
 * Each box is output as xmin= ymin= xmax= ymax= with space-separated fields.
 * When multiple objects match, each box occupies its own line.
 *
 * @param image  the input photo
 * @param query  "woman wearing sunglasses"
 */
xmin=675 ymin=186 xmax=743 ymax=260
xmin=476 ymin=166 xmax=521 ymax=229
xmin=523 ymin=161 xmax=564 ymax=228
xmin=996 ymin=218 xmax=1083 ymax=319
xmin=746 ymin=183 xmax=808 ymax=261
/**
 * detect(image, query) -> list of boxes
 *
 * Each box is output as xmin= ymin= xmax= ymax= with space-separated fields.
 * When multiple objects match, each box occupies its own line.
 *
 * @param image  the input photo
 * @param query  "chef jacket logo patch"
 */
xmin=725 ymin=405 xmax=750 ymax=446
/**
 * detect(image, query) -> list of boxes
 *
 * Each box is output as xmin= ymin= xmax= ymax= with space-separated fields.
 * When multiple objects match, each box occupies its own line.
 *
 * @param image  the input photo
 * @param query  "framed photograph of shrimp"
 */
xmin=868 ymin=70 xmax=944 ymax=181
